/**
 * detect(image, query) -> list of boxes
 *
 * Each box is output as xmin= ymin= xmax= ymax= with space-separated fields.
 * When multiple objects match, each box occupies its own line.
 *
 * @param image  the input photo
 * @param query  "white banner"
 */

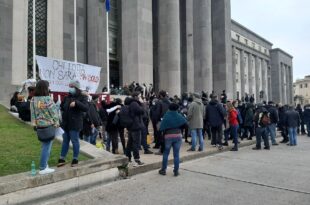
xmin=36 ymin=56 xmax=101 ymax=94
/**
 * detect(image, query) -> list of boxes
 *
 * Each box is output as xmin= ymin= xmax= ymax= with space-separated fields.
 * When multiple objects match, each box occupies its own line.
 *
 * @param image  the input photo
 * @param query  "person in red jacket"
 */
xmin=227 ymin=102 xmax=239 ymax=151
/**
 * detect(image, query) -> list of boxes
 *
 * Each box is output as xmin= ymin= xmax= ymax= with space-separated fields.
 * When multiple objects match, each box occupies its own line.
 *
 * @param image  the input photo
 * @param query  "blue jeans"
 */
xmin=288 ymin=127 xmax=297 ymax=145
xmin=40 ymin=140 xmax=53 ymax=170
xmin=61 ymin=130 xmax=80 ymax=160
xmin=105 ymin=133 xmax=111 ymax=152
xmin=224 ymin=127 xmax=231 ymax=142
xmin=267 ymin=123 xmax=277 ymax=144
xmin=90 ymin=128 xmax=98 ymax=145
xmin=255 ymin=127 xmax=269 ymax=149
xmin=191 ymin=129 xmax=204 ymax=151
xmin=162 ymin=137 xmax=182 ymax=172
xmin=231 ymin=125 xmax=239 ymax=149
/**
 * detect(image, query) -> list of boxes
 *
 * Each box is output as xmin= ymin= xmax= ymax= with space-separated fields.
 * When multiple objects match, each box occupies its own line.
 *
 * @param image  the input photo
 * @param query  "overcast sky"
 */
xmin=231 ymin=0 xmax=310 ymax=81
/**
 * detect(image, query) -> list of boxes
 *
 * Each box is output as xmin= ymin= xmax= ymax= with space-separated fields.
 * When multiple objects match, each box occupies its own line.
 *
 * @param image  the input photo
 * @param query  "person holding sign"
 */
xmin=57 ymin=80 xmax=89 ymax=167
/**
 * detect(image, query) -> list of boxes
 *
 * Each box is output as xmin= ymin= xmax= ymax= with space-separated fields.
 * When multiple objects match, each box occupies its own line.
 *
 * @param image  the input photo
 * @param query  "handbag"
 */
xmin=36 ymin=126 xmax=56 ymax=142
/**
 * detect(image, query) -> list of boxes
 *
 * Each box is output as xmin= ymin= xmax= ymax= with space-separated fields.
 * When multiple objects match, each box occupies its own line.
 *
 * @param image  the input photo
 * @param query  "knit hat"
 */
xmin=69 ymin=80 xmax=81 ymax=89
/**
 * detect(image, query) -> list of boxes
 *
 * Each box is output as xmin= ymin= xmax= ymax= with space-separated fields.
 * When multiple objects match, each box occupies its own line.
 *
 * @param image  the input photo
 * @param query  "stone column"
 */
xmin=11 ymin=0 xmax=28 ymax=85
xmin=211 ymin=0 xmax=233 ymax=98
xmin=122 ymin=0 xmax=153 ymax=86
xmin=240 ymin=50 xmax=246 ymax=98
xmin=180 ymin=0 xmax=194 ymax=93
xmin=255 ymin=57 xmax=261 ymax=102
xmin=288 ymin=66 xmax=293 ymax=104
xmin=158 ymin=0 xmax=181 ymax=96
xmin=231 ymin=46 xmax=237 ymax=98
xmin=261 ymin=59 xmax=267 ymax=101
xmin=193 ymin=0 xmax=212 ymax=93
xmin=87 ymin=0 xmax=107 ymax=90
xmin=248 ymin=54 xmax=255 ymax=97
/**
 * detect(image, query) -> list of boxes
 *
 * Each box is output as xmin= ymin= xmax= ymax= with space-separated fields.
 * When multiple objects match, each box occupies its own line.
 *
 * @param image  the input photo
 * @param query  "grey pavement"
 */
xmin=42 ymin=135 xmax=310 ymax=205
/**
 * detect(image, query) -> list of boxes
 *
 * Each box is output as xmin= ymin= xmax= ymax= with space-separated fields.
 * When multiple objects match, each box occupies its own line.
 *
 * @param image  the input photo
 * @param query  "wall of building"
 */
xmin=294 ymin=76 xmax=310 ymax=106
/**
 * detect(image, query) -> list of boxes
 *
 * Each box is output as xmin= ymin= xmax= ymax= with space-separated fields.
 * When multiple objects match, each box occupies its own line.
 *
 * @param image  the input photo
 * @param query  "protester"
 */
xmin=106 ymin=99 xmax=122 ymax=154
xmin=253 ymin=104 xmax=270 ymax=150
xmin=205 ymin=94 xmax=226 ymax=150
xmin=154 ymin=90 xmax=171 ymax=155
xmin=187 ymin=93 xmax=204 ymax=152
xmin=266 ymin=101 xmax=279 ymax=146
xmin=150 ymin=97 xmax=160 ymax=147
xmin=58 ymin=80 xmax=89 ymax=167
xmin=304 ymin=104 xmax=310 ymax=137
xmin=30 ymin=80 xmax=60 ymax=175
xmin=10 ymin=91 xmax=19 ymax=112
xmin=226 ymin=102 xmax=239 ymax=151
xmin=278 ymin=104 xmax=289 ymax=143
xmin=125 ymin=92 xmax=146 ymax=166
xmin=18 ymin=86 xmax=35 ymax=122
xmin=158 ymin=103 xmax=187 ymax=176
xmin=285 ymin=106 xmax=300 ymax=146
xmin=296 ymin=104 xmax=306 ymax=135
xmin=83 ymin=95 xmax=102 ymax=145
xmin=242 ymin=102 xmax=255 ymax=140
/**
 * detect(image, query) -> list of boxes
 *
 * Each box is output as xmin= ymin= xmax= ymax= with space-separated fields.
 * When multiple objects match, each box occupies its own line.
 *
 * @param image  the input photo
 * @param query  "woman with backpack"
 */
xmin=30 ymin=80 xmax=60 ymax=174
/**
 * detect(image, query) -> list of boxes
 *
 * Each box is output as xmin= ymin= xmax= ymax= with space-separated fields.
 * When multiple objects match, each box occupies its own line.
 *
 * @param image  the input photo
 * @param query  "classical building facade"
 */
xmin=294 ymin=75 xmax=310 ymax=106
xmin=0 ymin=0 xmax=293 ymax=105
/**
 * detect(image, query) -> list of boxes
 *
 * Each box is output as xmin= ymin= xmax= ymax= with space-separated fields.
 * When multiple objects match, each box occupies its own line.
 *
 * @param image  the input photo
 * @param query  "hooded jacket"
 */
xmin=187 ymin=98 xmax=204 ymax=129
xmin=124 ymin=97 xmax=145 ymax=131
xmin=205 ymin=100 xmax=226 ymax=127
xmin=285 ymin=108 xmax=300 ymax=128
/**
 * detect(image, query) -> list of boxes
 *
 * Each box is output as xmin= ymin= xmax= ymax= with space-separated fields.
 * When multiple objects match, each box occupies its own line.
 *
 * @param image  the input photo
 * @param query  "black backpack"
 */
xmin=118 ymin=105 xmax=134 ymax=129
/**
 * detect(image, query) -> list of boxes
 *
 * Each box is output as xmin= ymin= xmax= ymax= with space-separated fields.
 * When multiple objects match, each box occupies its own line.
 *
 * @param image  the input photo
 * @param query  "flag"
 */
xmin=106 ymin=0 xmax=110 ymax=12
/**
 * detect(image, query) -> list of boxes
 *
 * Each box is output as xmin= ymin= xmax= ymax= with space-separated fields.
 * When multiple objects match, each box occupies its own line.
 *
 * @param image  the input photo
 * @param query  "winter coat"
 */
xmin=267 ymin=105 xmax=279 ymax=124
xmin=125 ymin=98 xmax=145 ymax=131
xmin=159 ymin=110 xmax=187 ymax=132
xmin=30 ymin=96 xmax=60 ymax=128
xmin=303 ymin=104 xmax=310 ymax=123
xmin=60 ymin=93 xmax=89 ymax=132
xmin=254 ymin=107 xmax=268 ymax=128
xmin=278 ymin=106 xmax=288 ymax=127
xmin=285 ymin=109 xmax=300 ymax=128
xmin=106 ymin=102 xmax=122 ymax=133
xmin=187 ymin=98 xmax=204 ymax=129
xmin=205 ymin=100 xmax=227 ymax=127
xmin=83 ymin=101 xmax=102 ymax=136
xmin=243 ymin=103 xmax=254 ymax=127
xmin=156 ymin=97 xmax=171 ymax=121
xmin=228 ymin=108 xmax=238 ymax=126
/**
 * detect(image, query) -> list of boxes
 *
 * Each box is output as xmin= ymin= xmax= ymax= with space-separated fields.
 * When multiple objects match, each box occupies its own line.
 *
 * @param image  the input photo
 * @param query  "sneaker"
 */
xmin=135 ymin=160 xmax=144 ymax=166
xmin=39 ymin=167 xmax=55 ymax=175
xmin=57 ymin=159 xmax=66 ymax=167
xmin=71 ymin=159 xmax=79 ymax=167
xmin=130 ymin=161 xmax=138 ymax=167
xmin=174 ymin=171 xmax=179 ymax=177
xmin=217 ymin=145 xmax=223 ymax=151
xmin=222 ymin=142 xmax=229 ymax=146
xmin=272 ymin=143 xmax=279 ymax=146
xmin=187 ymin=148 xmax=195 ymax=152
xmin=158 ymin=169 xmax=166 ymax=175
xmin=230 ymin=148 xmax=238 ymax=151
xmin=263 ymin=147 xmax=270 ymax=150
xmin=252 ymin=147 xmax=261 ymax=150
xmin=144 ymin=150 xmax=153 ymax=154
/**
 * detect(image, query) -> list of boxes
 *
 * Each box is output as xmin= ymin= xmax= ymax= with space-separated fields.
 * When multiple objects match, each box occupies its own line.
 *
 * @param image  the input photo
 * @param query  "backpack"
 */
xmin=118 ymin=105 xmax=134 ymax=129
xmin=261 ymin=112 xmax=270 ymax=126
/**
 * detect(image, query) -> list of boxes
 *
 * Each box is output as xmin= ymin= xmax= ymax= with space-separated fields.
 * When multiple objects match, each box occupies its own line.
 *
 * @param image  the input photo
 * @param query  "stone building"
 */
xmin=0 ymin=0 xmax=293 ymax=105
xmin=293 ymin=75 xmax=310 ymax=106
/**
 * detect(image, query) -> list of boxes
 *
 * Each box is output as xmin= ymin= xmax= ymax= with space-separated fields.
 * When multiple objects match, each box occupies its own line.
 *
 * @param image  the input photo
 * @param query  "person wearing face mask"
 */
xmin=57 ymin=80 xmax=89 ymax=167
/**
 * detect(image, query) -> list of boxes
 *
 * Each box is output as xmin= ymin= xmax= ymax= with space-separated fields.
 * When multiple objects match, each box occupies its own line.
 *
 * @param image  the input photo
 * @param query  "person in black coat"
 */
xmin=58 ymin=80 xmax=89 ymax=167
xmin=106 ymin=100 xmax=122 ymax=154
xmin=285 ymin=106 xmax=300 ymax=146
xmin=266 ymin=101 xmax=279 ymax=145
xmin=125 ymin=92 xmax=145 ymax=165
xmin=205 ymin=95 xmax=227 ymax=149
xmin=304 ymin=104 xmax=310 ymax=137
xmin=295 ymin=104 xmax=306 ymax=135
xmin=82 ymin=95 xmax=102 ymax=145
xmin=278 ymin=104 xmax=289 ymax=143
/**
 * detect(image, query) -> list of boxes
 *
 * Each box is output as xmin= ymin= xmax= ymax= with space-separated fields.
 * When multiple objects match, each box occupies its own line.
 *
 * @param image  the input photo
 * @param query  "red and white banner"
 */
xmin=36 ymin=56 xmax=101 ymax=94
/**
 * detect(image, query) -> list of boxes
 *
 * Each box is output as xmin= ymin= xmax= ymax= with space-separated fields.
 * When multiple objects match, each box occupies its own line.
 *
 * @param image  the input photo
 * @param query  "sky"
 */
xmin=231 ymin=0 xmax=310 ymax=81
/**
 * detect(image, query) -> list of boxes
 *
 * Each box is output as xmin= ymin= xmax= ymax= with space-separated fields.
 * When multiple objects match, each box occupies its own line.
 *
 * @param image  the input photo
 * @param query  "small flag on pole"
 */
xmin=106 ymin=0 xmax=110 ymax=12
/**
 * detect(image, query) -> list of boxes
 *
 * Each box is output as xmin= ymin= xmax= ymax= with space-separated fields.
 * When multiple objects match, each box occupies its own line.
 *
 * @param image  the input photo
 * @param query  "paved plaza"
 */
xmin=42 ymin=135 xmax=310 ymax=205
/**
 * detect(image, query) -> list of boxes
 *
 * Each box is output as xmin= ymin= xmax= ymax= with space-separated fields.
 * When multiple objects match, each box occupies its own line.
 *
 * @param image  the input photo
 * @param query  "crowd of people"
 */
xmin=10 ymin=80 xmax=310 ymax=176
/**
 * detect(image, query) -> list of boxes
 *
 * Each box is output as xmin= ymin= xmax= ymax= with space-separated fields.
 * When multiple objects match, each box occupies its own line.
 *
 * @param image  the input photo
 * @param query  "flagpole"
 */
xmin=32 ymin=0 xmax=36 ymax=80
xmin=106 ymin=11 xmax=110 ymax=93
xmin=74 ymin=0 xmax=77 ymax=62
